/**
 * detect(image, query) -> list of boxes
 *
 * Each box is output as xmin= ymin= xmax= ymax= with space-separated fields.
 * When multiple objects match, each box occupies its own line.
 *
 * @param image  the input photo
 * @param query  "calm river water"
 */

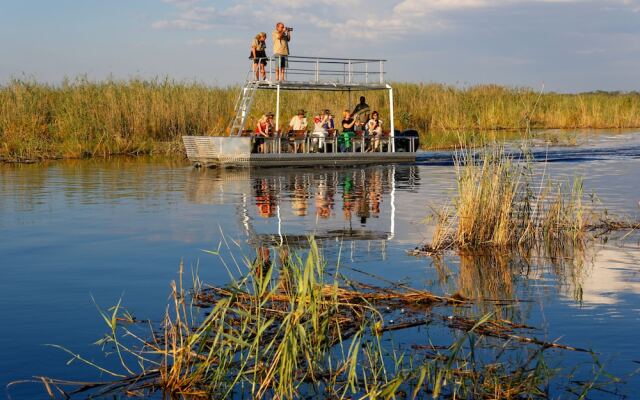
xmin=1 ymin=131 xmax=639 ymax=398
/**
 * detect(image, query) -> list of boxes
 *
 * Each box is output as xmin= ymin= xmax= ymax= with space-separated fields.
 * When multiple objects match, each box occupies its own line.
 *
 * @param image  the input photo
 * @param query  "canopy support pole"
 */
xmin=275 ymin=84 xmax=281 ymax=132
xmin=387 ymin=84 xmax=395 ymax=152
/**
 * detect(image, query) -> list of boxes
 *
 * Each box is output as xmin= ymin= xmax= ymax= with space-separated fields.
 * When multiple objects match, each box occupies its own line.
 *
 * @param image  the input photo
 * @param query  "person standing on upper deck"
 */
xmin=250 ymin=32 xmax=268 ymax=81
xmin=352 ymin=96 xmax=370 ymax=133
xmin=272 ymin=22 xmax=291 ymax=82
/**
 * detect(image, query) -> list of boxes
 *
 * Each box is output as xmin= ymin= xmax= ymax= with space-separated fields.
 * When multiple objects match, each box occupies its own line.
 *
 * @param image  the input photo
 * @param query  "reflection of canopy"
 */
xmin=247 ymin=229 xmax=392 ymax=248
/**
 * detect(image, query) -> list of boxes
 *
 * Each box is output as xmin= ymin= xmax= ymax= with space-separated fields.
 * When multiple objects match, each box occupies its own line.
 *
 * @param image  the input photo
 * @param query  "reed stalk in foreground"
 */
xmin=12 ymin=240 xmax=625 ymax=399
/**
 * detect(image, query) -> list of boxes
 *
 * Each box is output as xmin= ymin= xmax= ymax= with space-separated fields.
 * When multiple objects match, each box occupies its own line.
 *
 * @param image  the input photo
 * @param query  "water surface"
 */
xmin=1 ymin=131 xmax=640 ymax=398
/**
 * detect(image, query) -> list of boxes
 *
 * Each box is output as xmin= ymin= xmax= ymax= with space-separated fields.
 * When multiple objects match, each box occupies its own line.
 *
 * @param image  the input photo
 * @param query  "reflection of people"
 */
xmin=250 ymin=32 xmax=267 ymax=81
xmin=369 ymin=170 xmax=382 ymax=216
xmin=272 ymin=22 xmax=291 ymax=82
xmin=355 ymin=181 xmax=370 ymax=225
xmin=292 ymin=178 xmax=308 ymax=216
xmin=255 ymin=179 xmax=276 ymax=217
xmin=315 ymin=180 xmax=333 ymax=219
xmin=342 ymin=175 xmax=354 ymax=220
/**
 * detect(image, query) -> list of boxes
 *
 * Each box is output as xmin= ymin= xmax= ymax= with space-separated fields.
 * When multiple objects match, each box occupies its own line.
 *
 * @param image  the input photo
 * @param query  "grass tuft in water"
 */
xmin=415 ymin=145 xmax=595 ymax=254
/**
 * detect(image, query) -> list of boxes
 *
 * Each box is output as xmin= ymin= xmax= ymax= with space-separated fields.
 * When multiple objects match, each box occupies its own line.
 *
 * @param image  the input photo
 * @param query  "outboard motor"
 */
xmin=394 ymin=130 xmax=420 ymax=152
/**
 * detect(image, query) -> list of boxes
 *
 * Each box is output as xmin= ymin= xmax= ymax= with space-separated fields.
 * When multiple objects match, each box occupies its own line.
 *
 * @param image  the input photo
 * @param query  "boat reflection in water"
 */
xmin=185 ymin=165 xmax=420 ymax=256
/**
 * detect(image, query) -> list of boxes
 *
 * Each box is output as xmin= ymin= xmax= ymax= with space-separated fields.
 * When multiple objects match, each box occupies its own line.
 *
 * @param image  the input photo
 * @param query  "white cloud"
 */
xmin=185 ymin=37 xmax=244 ymax=46
xmin=153 ymin=0 xmax=640 ymax=40
xmin=179 ymin=6 xmax=216 ymax=21
xmin=162 ymin=0 xmax=202 ymax=5
xmin=152 ymin=19 xmax=215 ymax=30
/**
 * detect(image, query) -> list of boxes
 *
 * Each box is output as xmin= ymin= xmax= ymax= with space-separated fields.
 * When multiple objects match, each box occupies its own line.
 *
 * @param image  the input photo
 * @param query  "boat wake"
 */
xmin=415 ymin=142 xmax=640 ymax=166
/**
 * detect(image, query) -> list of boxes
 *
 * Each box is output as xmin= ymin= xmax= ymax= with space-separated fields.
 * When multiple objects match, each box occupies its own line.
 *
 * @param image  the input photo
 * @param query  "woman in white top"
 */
xmin=288 ymin=109 xmax=308 ymax=132
xmin=311 ymin=115 xmax=327 ymax=152
xmin=367 ymin=111 xmax=383 ymax=152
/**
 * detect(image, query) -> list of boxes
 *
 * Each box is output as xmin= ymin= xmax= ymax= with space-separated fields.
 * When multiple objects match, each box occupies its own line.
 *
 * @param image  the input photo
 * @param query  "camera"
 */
xmin=285 ymin=27 xmax=293 ymax=32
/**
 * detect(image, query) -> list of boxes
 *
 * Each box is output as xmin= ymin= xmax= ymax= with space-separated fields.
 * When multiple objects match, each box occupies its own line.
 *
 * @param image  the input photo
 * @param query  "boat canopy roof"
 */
xmin=255 ymin=56 xmax=390 ymax=91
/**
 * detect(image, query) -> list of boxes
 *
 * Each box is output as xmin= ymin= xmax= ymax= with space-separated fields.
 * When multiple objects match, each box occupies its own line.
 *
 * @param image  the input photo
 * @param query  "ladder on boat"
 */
xmin=229 ymin=78 xmax=260 ymax=136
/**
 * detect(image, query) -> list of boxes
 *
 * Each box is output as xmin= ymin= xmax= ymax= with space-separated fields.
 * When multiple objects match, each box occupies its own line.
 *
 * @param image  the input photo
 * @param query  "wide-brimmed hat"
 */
xmin=265 ymin=112 xmax=274 ymax=117
xmin=297 ymin=109 xmax=305 ymax=115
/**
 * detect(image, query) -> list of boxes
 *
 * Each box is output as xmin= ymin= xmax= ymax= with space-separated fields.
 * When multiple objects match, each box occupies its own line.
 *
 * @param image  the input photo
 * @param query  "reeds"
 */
xmin=16 ymin=240 xmax=616 ymax=399
xmin=2 ymin=78 xmax=640 ymax=161
xmin=414 ymin=145 xmax=592 ymax=253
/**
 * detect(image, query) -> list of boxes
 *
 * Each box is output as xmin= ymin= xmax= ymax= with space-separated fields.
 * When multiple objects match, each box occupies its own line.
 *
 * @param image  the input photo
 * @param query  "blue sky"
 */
xmin=1 ymin=0 xmax=638 ymax=92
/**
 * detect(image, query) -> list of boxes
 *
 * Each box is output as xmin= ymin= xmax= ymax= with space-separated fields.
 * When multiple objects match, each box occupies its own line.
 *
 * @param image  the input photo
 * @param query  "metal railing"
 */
xmin=249 ymin=133 xmax=416 ymax=155
xmin=252 ymin=56 xmax=387 ymax=85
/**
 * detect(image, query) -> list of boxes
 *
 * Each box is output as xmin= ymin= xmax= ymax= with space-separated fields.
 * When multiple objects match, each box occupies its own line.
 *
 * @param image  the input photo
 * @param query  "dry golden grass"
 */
xmin=2 ymin=78 xmax=640 ymax=161
xmin=415 ymin=145 xmax=592 ymax=253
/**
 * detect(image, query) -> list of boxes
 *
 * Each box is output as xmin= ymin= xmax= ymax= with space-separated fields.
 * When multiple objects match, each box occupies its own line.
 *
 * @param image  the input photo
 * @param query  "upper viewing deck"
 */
xmin=251 ymin=56 xmax=389 ymax=91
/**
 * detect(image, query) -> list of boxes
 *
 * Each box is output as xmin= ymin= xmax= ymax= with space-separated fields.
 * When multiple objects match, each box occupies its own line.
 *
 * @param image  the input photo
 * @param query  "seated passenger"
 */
xmin=288 ymin=109 xmax=308 ymax=132
xmin=339 ymin=110 xmax=356 ymax=152
xmin=311 ymin=114 xmax=327 ymax=152
xmin=321 ymin=109 xmax=335 ymax=131
xmin=352 ymin=96 xmax=370 ymax=133
xmin=366 ymin=111 xmax=383 ymax=152
xmin=255 ymin=112 xmax=274 ymax=153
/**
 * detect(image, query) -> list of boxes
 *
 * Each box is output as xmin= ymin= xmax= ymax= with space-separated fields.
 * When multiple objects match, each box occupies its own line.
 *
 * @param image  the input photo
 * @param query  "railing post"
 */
xmin=388 ymin=85 xmax=395 ymax=153
xmin=379 ymin=60 xmax=384 ymax=84
xmin=315 ymin=59 xmax=320 ymax=83
xmin=348 ymin=60 xmax=352 ymax=84
xmin=365 ymin=63 xmax=369 ymax=84
xmin=275 ymin=84 xmax=280 ymax=132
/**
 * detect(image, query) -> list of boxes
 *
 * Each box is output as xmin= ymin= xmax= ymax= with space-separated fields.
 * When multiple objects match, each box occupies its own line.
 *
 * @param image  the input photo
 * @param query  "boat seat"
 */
xmin=289 ymin=130 xmax=308 ymax=153
xmin=324 ymin=129 xmax=337 ymax=153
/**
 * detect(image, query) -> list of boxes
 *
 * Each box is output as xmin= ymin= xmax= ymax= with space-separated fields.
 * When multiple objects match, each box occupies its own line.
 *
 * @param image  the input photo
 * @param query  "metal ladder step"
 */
xmin=229 ymin=80 xmax=259 ymax=136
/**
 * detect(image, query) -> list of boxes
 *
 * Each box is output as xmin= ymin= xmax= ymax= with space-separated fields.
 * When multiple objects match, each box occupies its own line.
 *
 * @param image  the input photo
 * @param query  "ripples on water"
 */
xmin=1 ymin=131 xmax=639 ymax=397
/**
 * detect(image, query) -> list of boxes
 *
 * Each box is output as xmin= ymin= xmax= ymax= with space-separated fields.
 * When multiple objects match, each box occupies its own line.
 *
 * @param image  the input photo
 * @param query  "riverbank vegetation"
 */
xmin=2 ymin=78 xmax=640 ymax=162
xmin=18 ymin=241 xmax=623 ymax=399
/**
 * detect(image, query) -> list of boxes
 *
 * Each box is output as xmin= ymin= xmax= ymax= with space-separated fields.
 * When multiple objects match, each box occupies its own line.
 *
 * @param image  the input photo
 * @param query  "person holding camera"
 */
xmin=272 ymin=22 xmax=292 ymax=81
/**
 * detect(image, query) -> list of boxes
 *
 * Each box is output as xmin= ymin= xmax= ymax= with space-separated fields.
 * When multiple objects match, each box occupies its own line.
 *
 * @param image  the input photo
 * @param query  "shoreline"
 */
xmin=3 ymin=79 xmax=640 ymax=163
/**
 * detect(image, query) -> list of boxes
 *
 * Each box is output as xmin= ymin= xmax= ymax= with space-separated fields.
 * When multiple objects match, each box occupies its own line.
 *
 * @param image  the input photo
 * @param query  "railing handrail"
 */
xmin=251 ymin=55 xmax=387 ymax=86
xmin=282 ymin=55 xmax=387 ymax=63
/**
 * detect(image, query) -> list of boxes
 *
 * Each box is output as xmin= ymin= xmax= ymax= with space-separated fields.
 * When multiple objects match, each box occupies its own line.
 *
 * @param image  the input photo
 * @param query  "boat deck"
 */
xmin=183 ymin=136 xmax=417 ymax=168
xmin=194 ymin=151 xmax=416 ymax=168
